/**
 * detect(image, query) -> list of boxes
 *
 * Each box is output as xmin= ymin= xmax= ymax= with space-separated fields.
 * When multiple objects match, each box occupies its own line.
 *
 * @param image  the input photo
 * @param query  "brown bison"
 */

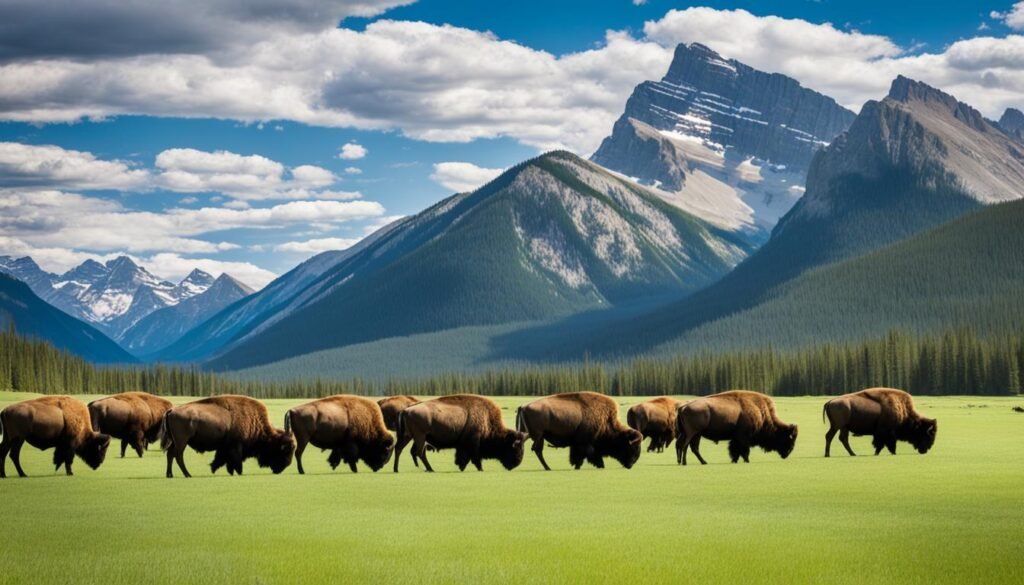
xmin=377 ymin=395 xmax=419 ymax=432
xmin=823 ymin=388 xmax=937 ymax=457
xmin=627 ymin=397 xmax=687 ymax=453
xmin=676 ymin=391 xmax=798 ymax=465
xmin=1 ymin=396 xmax=111 ymax=477
xmin=394 ymin=394 xmax=526 ymax=472
xmin=285 ymin=395 xmax=395 ymax=474
xmin=89 ymin=392 xmax=173 ymax=458
xmin=517 ymin=392 xmax=642 ymax=470
xmin=160 ymin=395 xmax=294 ymax=478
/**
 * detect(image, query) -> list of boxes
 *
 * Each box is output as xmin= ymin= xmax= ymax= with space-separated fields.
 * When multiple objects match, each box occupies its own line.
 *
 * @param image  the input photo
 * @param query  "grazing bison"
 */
xmin=89 ymin=392 xmax=173 ymax=458
xmin=1 ymin=396 xmax=111 ymax=477
xmin=394 ymin=394 xmax=526 ymax=472
xmin=160 ymin=395 xmax=294 ymax=478
xmin=676 ymin=391 xmax=798 ymax=465
xmin=627 ymin=397 xmax=687 ymax=453
xmin=285 ymin=395 xmax=395 ymax=474
xmin=377 ymin=395 xmax=419 ymax=432
xmin=517 ymin=392 xmax=642 ymax=470
xmin=823 ymin=388 xmax=937 ymax=457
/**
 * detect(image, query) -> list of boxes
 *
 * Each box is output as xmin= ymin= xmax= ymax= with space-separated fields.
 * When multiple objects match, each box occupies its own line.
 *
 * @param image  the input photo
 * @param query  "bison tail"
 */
xmin=0 ymin=409 xmax=4 ymax=441
xmin=515 ymin=406 xmax=529 ymax=435
xmin=284 ymin=410 xmax=292 ymax=435
xmin=159 ymin=410 xmax=172 ymax=451
xmin=822 ymin=402 xmax=828 ymax=425
xmin=396 ymin=408 xmax=407 ymax=442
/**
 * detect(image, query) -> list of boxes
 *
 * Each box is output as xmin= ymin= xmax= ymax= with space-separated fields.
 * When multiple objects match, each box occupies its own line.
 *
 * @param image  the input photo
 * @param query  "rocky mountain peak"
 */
xmin=887 ymin=76 xmax=988 ymax=132
xmin=999 ymin=107 xmax=1024 ymax=142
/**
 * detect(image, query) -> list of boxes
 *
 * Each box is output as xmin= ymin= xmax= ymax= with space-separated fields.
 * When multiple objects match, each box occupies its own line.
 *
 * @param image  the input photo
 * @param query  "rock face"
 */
xmin=592 ymin=43 xmax=855 ymax=232
xmin=780 ymin=76 xmax=1024 ymax=232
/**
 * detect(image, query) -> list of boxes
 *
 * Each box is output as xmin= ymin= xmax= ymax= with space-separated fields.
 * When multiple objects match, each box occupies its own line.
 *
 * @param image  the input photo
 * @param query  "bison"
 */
xmin=394 ymin=394 xmax=526 ymax=472
xmin=627 ymin=397 xmax=687 ymax=453
xmin=517 ymin=392 xmax=642 ymax=470
xmin=377 ymin=395 xmax=419 ymax=432
xmin=676 ymin=391 xmax=798 ymax=465
xmin=285 ymin=395 xmax=395 ymax=474
xmin=1 ymin=396 xmax=111 ymax=477
xmin=160 ymin=395 xmax=294 ymax=478
xmin=823 ymin=388 xmax=937 ymax=457
xmin=89 ymin=391 xmax=173 ymax=458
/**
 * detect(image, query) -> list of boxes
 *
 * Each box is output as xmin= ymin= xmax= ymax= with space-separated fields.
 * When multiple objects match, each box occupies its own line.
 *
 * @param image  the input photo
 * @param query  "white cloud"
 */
xmin=274 ymin=237 xmax=361 ymax=254
xmin=430 ymin=162 xmax=505 ymax=193
xmin=994 ymin=3 xmax=1024 ymax=30
xmin=338 ymin=142 xmax=368 ymax=160
xmin=344 ymin=166 xmax=363 ymax=175
xmin=154 ymin=148 xmax=338 ymax=200
xmin=0 ymin=142 xmax=149 ymax=190
xmin=0 ymin=189 xmax=385 ymax=256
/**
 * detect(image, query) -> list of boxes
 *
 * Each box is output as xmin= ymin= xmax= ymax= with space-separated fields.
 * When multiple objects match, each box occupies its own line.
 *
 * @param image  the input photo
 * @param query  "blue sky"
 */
xmin=1 ymin=0 xmax=1022 ymax=287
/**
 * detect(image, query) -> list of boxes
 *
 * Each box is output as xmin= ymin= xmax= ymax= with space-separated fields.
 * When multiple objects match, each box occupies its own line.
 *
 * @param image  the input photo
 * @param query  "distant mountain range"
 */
xmin=4 ymin=44 xmax=1024 ymax=379
xmin=592 ymin=43 xmax=855 ymax=233
xmin=0 ymin=255 xmax=254 ymax=359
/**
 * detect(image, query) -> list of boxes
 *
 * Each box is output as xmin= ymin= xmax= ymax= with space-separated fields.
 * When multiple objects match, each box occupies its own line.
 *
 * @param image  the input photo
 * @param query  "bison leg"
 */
xmin=689 ymin=435 xmax=708 ymax=465
xmin=824 ymin=426 xmax=837 ymax=457
xmin=294 ymin=437 xmax=307 ymax=474
xmin=676 ymin=434 xmax=687 ymax=464
xmin=211 ymin=449 xmax=228 ymax=474
xmin=839 ymin=429 xmax=856 ymax=456
xmin=132 ymin=430 xmax=146 ymax=458
xmin=392 ymin=435 xmax=410 ymax=473
xmin=62 ymin=449 xmax=74 ymax=476
xmin=531 ymin=438 xmax=552 ymax=471
xmin=414 ymin=439 xmax=434 ymax=472
xmin=886 ymin=437 xmax=897 ymax=455
xmin=568 ymin=444 xmax=586 ymax=470
xmin=0 ymin=437 xmax=11 ymax=478
xmin=728 ymin=440 xmax=750 ymax=463
xmin=10 ymin=440 xmax=26 ymax=477
xmin=872 ymin=434 xmax=886 ymax=456
xmin=585 ymin=451 xmax=605 ymax=469
xmin=120 ymin=438 xmax=129 ymax=459
xmin=454 ymin=446 xmax=471 ymax=472
xmin=173 ymin=446 xmax=191 ymax=478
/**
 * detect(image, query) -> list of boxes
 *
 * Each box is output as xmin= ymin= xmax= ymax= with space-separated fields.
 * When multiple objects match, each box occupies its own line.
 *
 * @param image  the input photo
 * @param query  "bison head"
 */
xmin=496 ymin=430 xmax=527 ymax=470
xmin=364 ymin=434 xmax=396 ymax=472
xmin=256 ymin=430 xmax=295 ymax=474
xmin=911 ymin=418 xmax=937 ymax=454
xmin=770 ymin=424 xmax=798 ymax=459
xmin=77 ymin=433 xmax=111 ymax=470
xmin=608 ymin=428 xmax=643 ymax=469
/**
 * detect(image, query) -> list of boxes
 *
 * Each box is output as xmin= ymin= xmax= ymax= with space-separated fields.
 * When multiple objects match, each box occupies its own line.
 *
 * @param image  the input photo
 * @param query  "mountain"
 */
xmin=153 ymin=226 xmax=399 ymax=363
xmin=998 ymin=107 xmax=1024 ymax=143
xmin=0 ymin=256 xmax=56 ymax=295
xmin=592 ymin=43 xmax=855 ymax=233
xmin=0 ymin=273 xmax=135 ymax=363
xmin=571 ymin=76 xmax=1024 ymax=357
xmin=198 ymin=151 xmax=756 ymax=371
xmin=119 ymin=273 xmax=254 ymax=355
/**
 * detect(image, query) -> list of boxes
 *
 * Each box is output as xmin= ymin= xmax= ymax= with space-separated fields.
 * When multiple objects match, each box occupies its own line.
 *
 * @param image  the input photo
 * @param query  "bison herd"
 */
xmin=0 ymin=388 xmax=937 ymax=478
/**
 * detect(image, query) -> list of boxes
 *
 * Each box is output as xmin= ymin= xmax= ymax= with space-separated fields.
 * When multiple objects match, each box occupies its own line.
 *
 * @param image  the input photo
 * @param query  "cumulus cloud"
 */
xmin=137 ymin=252 xmax=276 ymax=289
xmin=344 ymin=166 xmax=362 ymax=175
xmin=155 ymin=148 xmax=338 ymax=200
xmin=0 ymin=142 xmax=149 ymax=190
xmin=993 ymin=3 xmax=1024 ymax=30
xmin=430 ymin=162 xmax=505 ymax=193
xmin=274 ymin=237 xmax=361 ymax=254
xmin=338 ymin=142 xmax=368 ymax=160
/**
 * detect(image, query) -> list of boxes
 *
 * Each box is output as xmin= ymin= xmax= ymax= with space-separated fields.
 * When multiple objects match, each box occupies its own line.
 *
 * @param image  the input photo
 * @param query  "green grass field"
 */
xmin=1 ymin=392 xmax=1022 ymax=584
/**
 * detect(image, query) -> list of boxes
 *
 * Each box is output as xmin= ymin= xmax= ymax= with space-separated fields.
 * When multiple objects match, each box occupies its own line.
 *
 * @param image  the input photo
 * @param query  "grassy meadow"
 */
xmin=1 ymin=391 xmax=1022 ymax=584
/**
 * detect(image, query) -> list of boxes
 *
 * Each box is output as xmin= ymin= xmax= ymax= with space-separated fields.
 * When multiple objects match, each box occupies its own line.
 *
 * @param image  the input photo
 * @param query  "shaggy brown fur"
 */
xmin=1 ymin=396 xmax=111 ymax=477
xmin=377 ymin=395 xmax=419 ymax=432
xmin=394 ymin=394 xmax=525 ymax=472
xmin=160 ymin=395 xmax=294 ymax=478
xmin=89 ymin=392 xmax=173 ymax=458
xmin=823 ymin=388 xmax=937 ymax=457
xmin=676 ymin=391 xmax=798 ymax=465
xmin=285 ymin=395 xmax=395 ymax=474
xmin=517 ymin=392 xmax=642 ymax=470
xmin=627 ymin=397 xmax=687 ymax=453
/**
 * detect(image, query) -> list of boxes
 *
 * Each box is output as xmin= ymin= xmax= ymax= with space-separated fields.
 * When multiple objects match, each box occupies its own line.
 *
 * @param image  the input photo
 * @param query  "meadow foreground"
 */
xmin=0 ymin=392 xmax=1021 ymax=584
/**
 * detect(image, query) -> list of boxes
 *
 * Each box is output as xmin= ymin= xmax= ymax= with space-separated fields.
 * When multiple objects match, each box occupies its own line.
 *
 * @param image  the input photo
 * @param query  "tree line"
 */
xmin=0 ymin=326 xmax=1020 ymax=398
